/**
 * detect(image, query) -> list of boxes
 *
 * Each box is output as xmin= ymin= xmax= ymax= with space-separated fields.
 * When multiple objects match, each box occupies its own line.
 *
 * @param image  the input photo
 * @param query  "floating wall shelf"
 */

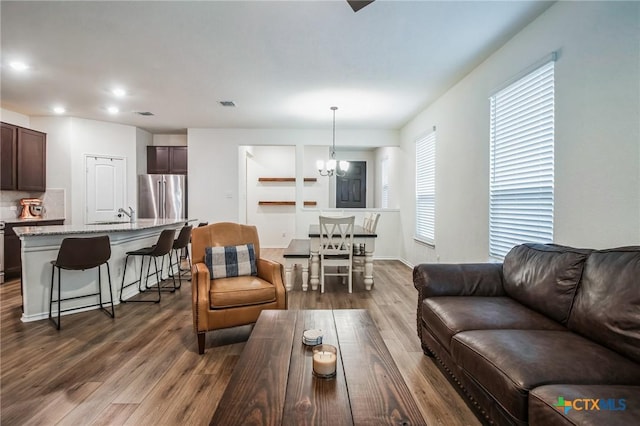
xmin=258 ymin=177 xmax=317 ymax=182
xmin=258 ymin=201 xmax=317 ymax=206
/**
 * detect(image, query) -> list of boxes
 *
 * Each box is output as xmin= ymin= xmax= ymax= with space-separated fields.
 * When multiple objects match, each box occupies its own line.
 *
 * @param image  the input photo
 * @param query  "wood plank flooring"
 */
xmin=0 ymin=250 xmax=480 ymax=425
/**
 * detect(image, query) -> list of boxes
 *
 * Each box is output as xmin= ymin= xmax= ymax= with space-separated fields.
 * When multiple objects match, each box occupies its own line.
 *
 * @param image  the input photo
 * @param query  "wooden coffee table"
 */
xmin=210 ymin=309 xmax=426 ymax=425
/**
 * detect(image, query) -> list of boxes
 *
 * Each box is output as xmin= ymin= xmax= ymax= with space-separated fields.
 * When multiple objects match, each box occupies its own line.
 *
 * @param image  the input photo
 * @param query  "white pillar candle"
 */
xmin=312 ymin=344 xmax=337 ymax=377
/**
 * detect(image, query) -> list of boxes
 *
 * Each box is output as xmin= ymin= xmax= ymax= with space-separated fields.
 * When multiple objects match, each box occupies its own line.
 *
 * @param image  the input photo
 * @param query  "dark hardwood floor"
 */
xmin=0 ymin=251 xmax=480 ymax=425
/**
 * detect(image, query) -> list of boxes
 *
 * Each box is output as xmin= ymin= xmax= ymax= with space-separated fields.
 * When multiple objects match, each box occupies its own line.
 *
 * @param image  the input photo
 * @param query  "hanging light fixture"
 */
xmin=317 ymin=106 xmax=349 ymax=177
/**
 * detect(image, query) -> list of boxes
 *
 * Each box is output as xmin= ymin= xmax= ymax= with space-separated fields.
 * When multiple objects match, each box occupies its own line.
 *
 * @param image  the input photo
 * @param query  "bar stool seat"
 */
xmin=119 ymin=229 xmax=176 ymax=303
xmin=49 ymin=235 xmax=114 ymax=330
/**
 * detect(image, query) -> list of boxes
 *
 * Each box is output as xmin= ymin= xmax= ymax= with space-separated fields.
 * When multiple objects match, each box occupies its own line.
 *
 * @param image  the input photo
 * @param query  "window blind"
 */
xmin=381 ymin=157 xmax=389 ymax=208
xmin=489 ymin=60 xmax=555 ymax=259
xmin=416 ymin=131 xmax=436 ymax=244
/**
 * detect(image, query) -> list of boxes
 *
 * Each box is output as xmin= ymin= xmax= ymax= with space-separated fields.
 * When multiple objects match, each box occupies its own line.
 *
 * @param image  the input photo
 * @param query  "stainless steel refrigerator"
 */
xmin=138 ymin=174 xmax=187 ymax=219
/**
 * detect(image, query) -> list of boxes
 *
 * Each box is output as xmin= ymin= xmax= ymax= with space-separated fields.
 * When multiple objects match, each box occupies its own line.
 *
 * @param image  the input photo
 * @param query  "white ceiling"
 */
xmin=0 ymin=0 xmax=553 ymax=134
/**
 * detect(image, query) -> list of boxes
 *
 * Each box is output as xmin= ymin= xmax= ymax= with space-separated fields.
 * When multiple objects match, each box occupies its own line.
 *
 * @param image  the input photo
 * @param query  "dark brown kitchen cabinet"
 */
xmin=147 ymin=146 xmax=187 ymax=174
xmin=4 ymin=220 xmax=64 ymax=278
xmin=1 ymin=123 xmax=17 ymax=189
xmin=1 ymin=122 xmax=47 ymax=191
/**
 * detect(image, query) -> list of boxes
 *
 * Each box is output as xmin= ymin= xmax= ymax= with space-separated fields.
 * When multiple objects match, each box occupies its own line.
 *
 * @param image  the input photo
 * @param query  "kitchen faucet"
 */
xmin=118 ymin=207 xmax=135 ymax=222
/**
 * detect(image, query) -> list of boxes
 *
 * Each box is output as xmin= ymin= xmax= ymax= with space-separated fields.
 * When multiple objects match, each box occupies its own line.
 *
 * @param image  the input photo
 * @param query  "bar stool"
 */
xmin=119 ymin=229 xmax=176 ymax=303
xmin=167 ymin=224 xmax=192 ymax=288
xmin=49 ymin=235 xmax=114 ymax=330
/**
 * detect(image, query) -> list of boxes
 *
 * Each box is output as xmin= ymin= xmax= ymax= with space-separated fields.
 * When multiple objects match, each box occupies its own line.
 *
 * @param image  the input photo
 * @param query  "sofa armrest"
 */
xmin=413 ymin=263 xmax=506 ymax=298
xmin=256 ymin=258 xmax=287 ymax=309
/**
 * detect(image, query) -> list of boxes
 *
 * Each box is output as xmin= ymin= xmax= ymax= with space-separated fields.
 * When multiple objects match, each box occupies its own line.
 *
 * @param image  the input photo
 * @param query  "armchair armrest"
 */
xmin=256 ymin=258 xmax=287 ymax=309
xmin=413 ymin=263 xmax=505 ymax=299
xmin=191 ymin=262 xmax=212 ymax=333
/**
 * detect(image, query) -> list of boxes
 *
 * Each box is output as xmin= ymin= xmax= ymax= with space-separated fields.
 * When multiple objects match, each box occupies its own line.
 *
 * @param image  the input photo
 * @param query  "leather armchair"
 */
xmin=191 ymin=222 xmax=287 ymax=354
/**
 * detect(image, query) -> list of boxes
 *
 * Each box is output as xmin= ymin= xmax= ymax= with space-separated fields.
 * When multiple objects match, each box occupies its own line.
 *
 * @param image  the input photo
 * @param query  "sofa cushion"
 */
xmin=568 ymin=246 xmax=640 ymax=363
xmin=205 ymin=243 xmax=257 ymax=279
xmin=209 ymin=275 xmax=276 ymax=309
xmin=503 ymin=244 xmax=590 ymax=325
xmin=451 ymin=330 xmax=640 ymax=423
xmin=530 ymin=384 xmax=640 ymax=426
xmin=421 ymin=297 xmax=566 ymax=352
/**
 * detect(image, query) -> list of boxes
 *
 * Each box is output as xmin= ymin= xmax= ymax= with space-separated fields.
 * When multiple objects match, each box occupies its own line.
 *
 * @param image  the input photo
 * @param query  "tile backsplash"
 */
xmin=0 ymin=188 xmax=66 ymax=220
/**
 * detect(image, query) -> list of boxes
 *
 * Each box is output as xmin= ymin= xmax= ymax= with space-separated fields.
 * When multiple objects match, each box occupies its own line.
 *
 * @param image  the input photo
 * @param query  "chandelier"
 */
xmin=317 ymin=106 xmax=349 ymax=177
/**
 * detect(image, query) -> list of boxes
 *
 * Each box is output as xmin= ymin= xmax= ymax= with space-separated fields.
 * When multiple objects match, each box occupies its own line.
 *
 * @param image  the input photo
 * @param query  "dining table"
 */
xmin=308 ymin=224 xmax=377 ymax=291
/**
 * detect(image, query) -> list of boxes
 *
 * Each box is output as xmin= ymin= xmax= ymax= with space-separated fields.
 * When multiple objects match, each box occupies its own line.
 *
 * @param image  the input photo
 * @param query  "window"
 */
xmin=381 ymin=157 xmax=389 ymax=208
xmin=415 ymin=130 xmax=436 ymax=244
xmin=489 ymin=57 xmax=555 ymax=259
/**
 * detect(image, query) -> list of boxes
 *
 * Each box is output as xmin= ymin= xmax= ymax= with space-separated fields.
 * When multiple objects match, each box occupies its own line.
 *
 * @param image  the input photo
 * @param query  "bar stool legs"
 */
xmin=119 ymin=229 xmax=176 ymax=303
xmin=164 ymin=225 xmax=192 ymax=289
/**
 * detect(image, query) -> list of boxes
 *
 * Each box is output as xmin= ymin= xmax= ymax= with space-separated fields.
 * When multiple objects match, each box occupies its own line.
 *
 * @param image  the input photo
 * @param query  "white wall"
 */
xmin=28 ymin=116 xmax=138 ymax=224
xmin=304 ymin=146 xmax=331 ymax=210
xmin=245 ymin=146 xmax=297 ymax=247
xmin=375 ymin=146 xmax=402 ymax=209
xmin=136 ymin=128 xmax=153 ymax=175
xmin=399 ymin=1 xmax=640 ymax=266
xmin=1 ymin=108 xmax=30 ymax=127
xmin=69 ymin=118 xmax=137 ymax=224
xmin=30 ymin=116 xmax=74 ymax=219
xmin=187 ymin=128 xmax=399 ymax=227
xmin=153 ymin=134 xmax=187 ymax=146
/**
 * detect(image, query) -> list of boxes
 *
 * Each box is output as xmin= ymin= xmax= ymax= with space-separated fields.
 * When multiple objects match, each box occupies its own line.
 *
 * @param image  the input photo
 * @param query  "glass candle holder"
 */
xmin=312 ymin=344 xmax=337 ymax=378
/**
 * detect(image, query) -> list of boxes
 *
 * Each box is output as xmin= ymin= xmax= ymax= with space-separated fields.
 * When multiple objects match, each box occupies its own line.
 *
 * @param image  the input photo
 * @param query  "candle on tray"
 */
xmin=312 ymin=344 xmax=337 ymax=378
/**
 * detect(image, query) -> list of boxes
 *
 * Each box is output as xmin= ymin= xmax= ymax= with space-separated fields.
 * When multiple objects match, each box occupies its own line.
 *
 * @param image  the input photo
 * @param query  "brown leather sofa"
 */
xmin=191 ymin=222 xmax=287 ymax=354
xmin=414 ymin=243 xmax=640 ymax=425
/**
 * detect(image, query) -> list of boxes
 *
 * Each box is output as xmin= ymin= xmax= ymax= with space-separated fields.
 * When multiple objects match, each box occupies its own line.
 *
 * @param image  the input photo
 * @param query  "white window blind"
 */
xmin=489 ymin=59 xmax=555 ymax=259
xmin=416 ymin=131 xmax=436 ymax=244
xmin=381 ymin=157 xmax=389 ymax=208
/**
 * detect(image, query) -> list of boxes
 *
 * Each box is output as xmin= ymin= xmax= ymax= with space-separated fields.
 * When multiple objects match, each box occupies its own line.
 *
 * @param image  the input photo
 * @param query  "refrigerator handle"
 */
xmin=163 ymin=180 xmax=167 ymax=219
xmin=157 ymin=179 xmax=163 ymax=219
xmin=162 ymin=180 xmax=166 ymax=218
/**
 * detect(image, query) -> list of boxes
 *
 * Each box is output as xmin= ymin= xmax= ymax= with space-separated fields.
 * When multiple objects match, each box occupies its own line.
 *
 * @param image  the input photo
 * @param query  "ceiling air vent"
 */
xmin=135 ymin=111 xmax=154 ymax=116
xmin=219 ymin=101 xmax=236 ymax=107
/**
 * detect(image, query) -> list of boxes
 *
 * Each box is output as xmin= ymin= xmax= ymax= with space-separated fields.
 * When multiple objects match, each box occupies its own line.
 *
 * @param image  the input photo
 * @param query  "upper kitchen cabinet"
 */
xmin=1 ymin=122 xmax=47 ymax=191
xmin=1 ymin=123 xmax=17 ymax=189
xmin=147 ymin=146 xmax=187 ymax=174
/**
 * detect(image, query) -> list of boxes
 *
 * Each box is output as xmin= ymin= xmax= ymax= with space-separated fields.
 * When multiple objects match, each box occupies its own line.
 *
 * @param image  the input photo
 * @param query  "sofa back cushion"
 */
xmin=568 ymin=247 xmax=640 ymax=363
xmin=503 ymin=244 xmax=590 ymax=325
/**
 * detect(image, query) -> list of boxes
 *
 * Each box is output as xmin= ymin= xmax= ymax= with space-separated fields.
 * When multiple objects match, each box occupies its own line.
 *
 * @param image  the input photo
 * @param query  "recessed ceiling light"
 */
xmin=112 ymin=87 xmax=126 ymax=98
xmin=52 ymin=106 xmax=66 ymax=114
xmin=9 ymin=61 xmax=29 ymax=71
xmin=219 ymin=101 xmax=236 ymax=107
xmin=107 ymin=106 xmax=119 ymax=115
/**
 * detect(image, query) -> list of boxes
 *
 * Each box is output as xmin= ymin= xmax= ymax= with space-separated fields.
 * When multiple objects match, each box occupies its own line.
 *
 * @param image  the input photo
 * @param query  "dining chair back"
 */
xmin=353 ymin=212 xmax=381 ymax=277
xmin=365 ymin=212 xmax=381 ymax=233
xmin=319 ymin=215 xmax=355 ymax=293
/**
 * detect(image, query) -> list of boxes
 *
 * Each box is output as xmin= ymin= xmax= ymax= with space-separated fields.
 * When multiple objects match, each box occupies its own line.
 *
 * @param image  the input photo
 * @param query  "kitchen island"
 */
xmin=14 ymin=218 xmax=193 ymax=323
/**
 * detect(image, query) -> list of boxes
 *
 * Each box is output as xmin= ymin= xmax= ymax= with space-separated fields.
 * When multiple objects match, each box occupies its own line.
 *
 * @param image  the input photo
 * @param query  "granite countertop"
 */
xmin=2 ymin=217 xmax=66 ymax=224
xmin=13 ymin=218 xmax=195 ymax=237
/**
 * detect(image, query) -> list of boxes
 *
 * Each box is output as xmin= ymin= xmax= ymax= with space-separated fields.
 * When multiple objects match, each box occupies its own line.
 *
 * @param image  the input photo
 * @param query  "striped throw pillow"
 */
xmin=205 ymin=243 xmax=257 ymax=279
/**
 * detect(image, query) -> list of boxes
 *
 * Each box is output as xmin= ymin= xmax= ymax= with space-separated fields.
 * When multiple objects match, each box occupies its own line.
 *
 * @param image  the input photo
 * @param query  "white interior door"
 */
xmin=86 ymin=155 xmax=126 ymax=223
